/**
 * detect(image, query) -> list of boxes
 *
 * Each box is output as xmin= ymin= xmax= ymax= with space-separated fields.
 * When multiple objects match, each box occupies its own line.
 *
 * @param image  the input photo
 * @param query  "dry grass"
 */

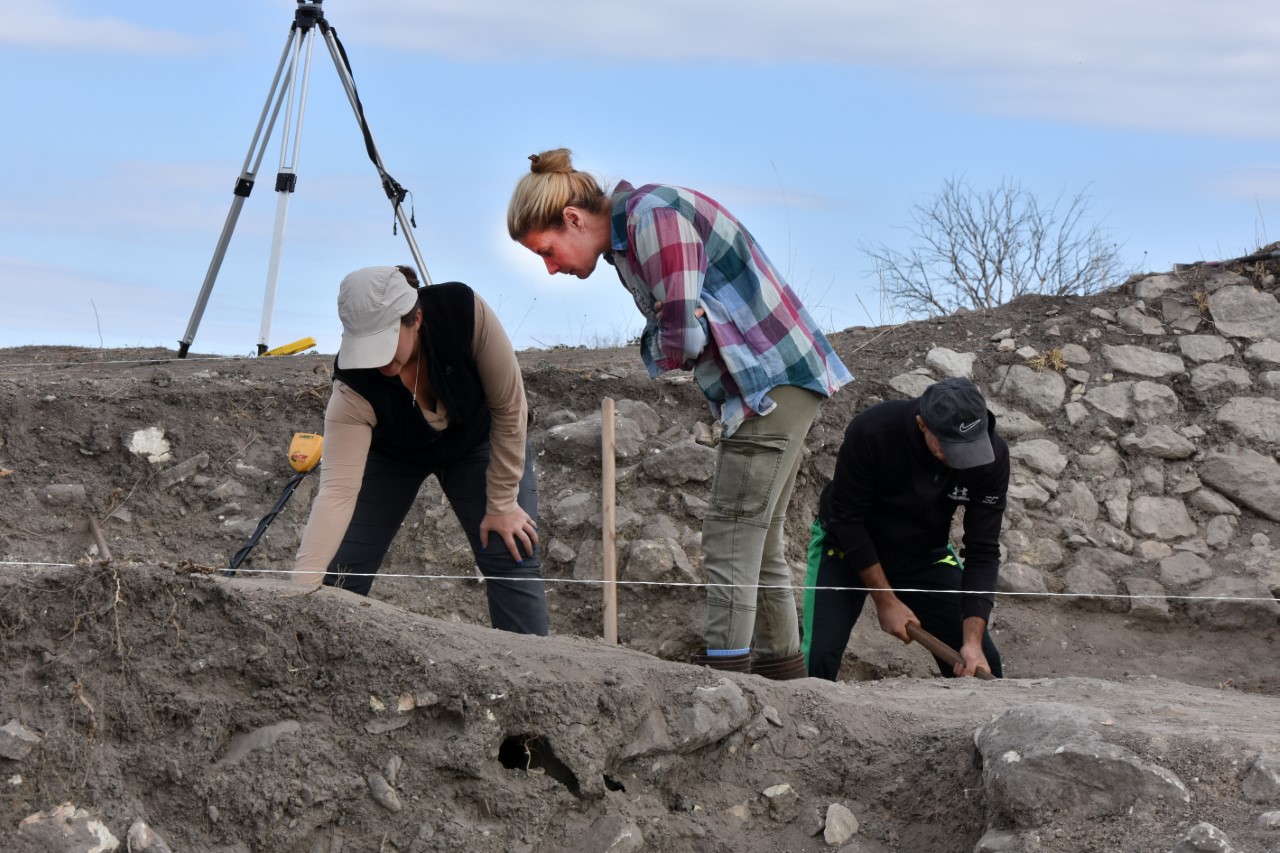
xmin=1026 ymin=347 xmax=1067 ymax=373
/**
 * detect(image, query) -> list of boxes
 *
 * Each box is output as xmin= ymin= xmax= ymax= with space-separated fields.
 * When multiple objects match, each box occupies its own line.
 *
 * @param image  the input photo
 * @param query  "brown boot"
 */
xmin=689 ymin=651 xmax=752 ymax=673
xmin=751 ymin=652 xmax=808 ymax=680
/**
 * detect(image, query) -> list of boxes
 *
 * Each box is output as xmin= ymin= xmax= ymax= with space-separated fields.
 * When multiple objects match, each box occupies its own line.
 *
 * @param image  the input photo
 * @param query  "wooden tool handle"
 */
xmin=906 ymin=623 xmax=995 ymax=681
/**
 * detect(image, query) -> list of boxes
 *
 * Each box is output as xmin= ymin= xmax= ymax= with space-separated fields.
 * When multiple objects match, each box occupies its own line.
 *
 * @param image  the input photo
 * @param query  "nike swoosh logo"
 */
xmin=958 ymin=419 xmax=981 ymax=433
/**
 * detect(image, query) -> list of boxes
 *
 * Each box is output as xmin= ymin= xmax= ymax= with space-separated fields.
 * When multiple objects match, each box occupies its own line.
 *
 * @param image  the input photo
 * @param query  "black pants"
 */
xmin=323 ymin=438 xmax=549 ymax=636
xmin=802 ymin=523 xmax=1001 ymax=680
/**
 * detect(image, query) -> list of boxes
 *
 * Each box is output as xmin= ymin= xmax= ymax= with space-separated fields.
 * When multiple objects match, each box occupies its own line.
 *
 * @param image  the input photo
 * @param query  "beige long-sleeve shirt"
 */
xmin=294 ymin=293 xmax=527 ymax=573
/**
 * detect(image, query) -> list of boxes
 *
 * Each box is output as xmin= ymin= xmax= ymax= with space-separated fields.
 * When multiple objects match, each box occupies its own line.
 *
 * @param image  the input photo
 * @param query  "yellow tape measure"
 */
xmin=262 ymin=337 xmax=318 ymax=357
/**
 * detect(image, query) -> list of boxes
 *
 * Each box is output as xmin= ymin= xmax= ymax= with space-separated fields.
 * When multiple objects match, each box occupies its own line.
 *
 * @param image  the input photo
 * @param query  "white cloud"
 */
xmin=0 ymin=1 xmax=208 ymax=53
xmin=332 ymin=0 xmax=1280 ymax=137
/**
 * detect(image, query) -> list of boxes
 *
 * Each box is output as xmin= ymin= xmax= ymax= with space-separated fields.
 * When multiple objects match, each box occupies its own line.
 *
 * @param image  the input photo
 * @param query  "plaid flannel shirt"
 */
xmin=604 ymin=181 xmax=852 ymax=436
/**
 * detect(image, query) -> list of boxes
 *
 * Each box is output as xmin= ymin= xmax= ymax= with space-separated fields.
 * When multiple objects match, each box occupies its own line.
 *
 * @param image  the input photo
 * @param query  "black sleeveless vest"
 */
xmin=333 ymin=282 xmax=491 ymax=468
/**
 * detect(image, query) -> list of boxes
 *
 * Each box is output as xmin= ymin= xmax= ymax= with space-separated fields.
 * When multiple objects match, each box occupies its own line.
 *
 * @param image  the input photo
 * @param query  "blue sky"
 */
xmin=3 ymin=0 xmax=1279 ymax=356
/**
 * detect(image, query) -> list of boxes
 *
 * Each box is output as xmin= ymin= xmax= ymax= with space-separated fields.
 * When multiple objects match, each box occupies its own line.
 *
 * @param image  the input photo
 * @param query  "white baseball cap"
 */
xmin=336 ymin=266 xmax=419 ymax=369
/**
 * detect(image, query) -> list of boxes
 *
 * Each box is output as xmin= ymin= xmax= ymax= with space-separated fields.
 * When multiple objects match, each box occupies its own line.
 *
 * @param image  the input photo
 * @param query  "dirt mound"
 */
xmin=2 ymin=256 xmax=1280 ymax=851
xmin=3 ymin=566 xmax=1278 ymax=853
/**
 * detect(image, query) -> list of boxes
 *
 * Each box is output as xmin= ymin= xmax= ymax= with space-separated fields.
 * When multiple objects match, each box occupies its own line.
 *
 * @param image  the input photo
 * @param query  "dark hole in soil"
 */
xmin=499 ymin=733 xmax=579 ymax=795
xmin=603 ymin=774 xmax=625 ymax=792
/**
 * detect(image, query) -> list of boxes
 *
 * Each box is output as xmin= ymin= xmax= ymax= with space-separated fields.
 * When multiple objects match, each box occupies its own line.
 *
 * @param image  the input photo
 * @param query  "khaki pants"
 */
xmin=702 ymin=385 xmax=822 ymax=657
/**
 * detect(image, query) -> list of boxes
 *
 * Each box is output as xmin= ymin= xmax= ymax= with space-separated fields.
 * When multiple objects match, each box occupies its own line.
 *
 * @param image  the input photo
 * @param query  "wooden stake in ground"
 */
xmin=601 ymin=398 xmax=618 ymax=645
xmin=87 ymin=515 xmax=112 ymax=563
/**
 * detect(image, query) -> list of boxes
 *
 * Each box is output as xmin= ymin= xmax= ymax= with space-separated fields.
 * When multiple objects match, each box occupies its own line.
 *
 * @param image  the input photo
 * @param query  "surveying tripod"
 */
xmin=178 ymin=0 xmax=431 ymax=358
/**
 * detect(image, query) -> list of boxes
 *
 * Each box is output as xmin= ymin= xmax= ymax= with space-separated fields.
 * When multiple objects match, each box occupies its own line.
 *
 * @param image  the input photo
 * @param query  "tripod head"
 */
xmin=294 ymin=0 xmax=326 ymax=30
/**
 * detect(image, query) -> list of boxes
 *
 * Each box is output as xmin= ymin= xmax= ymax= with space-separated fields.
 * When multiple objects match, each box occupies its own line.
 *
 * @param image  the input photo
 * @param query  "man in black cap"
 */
xmin=800 ymin=377 xmax=1010 ymax=680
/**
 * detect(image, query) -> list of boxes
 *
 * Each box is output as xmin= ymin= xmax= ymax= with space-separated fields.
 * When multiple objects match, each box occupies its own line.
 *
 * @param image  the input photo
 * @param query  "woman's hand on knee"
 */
xmin=480 ymin=508 xmax=539 ymax=565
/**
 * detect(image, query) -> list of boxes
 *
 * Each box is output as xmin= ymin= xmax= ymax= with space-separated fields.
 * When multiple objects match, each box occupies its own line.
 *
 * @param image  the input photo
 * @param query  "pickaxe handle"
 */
xmin=906 ymin=623 xmax=995 ymax=681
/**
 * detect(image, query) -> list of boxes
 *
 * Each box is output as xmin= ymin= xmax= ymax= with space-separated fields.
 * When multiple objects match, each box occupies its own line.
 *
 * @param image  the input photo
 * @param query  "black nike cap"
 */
xmin=918 ymin=377 xmax=995 ymax=469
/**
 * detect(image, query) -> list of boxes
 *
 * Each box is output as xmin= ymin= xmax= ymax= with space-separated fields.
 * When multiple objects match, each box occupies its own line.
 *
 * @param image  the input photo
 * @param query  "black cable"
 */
xmin=223 ymin=470 xmax=310 ymax=577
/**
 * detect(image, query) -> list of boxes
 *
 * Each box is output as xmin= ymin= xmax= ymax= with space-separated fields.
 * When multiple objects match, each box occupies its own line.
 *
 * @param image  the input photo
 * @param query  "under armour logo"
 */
xmin=958 ymin=419 xmax=981 ymax=433
xmin=948 ymin=486 xmax=970 ymax=502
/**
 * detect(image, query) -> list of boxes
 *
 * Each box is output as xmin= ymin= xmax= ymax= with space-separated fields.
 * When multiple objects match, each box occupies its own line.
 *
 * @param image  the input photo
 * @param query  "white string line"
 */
xmin=1 ymin=561 xmax=1276 ymax=604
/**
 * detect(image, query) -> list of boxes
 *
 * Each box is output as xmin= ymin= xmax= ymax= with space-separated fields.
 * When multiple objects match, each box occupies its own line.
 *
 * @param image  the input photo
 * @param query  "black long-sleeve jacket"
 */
xmin=818 ymin=398 xmax=1010 ymax=622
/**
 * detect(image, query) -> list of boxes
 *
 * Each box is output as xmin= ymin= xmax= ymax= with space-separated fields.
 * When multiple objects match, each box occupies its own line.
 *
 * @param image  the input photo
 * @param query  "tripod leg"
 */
xmin=319 ymin=25 xmax=434 ymax=286
xmin=258 ymin=26 xmax=320 ymax=354
xmin=179 ymin=28 xmax=301 ymax=358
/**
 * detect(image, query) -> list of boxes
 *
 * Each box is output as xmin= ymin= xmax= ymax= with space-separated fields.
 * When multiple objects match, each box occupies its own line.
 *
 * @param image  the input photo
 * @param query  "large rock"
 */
xmin=19 ymin=803 xmax=120 ymax=852
xmin=1243 ymin=754 xmax=1280 ymax=804
xmin=1088 ymin=521 xmax=1136 ymax=554
xmin=1244 ymin=338 xmax=1280 ymax=366
xmin=1189 ymin=488 xmax=1240 ymax=517
xmin=987 ymin=399 xmax=1046 ymax=438
xmin=1002 ymin=531 xmax=1064 ymax=571
xmin=614 ymin=399 xmax=661 ymax=436
xmin=1178 ymin=335 xmax=1235 ymax=363
xmin=975 ymin=702 xmax=1189 ymax=826
xmin=1119 ymin=577 xmax=1170 ymax=622
xmin=888 ymin=370 xmax=935 ymax=398
xmin=823 ymin=803 xmax=859 ymax=846
xmin=1208 ymin=285 xmax=1280 ymax=340
xmin=924 ymin=346 xmax=976 ymax=378
xmin=1077 ymin=445 xmax=1123 ymax=479
xmin=1070 ymin=546 xmax=1134 ymax=578
xmin=1170 ymin=822 xmax=1236 ymax=853
xmin=1101 ymin=344 xmax=1185 ymax=379
xmin=1158 ymin=552 xmax=1214 ymax=587
xmin=1199 ymin=446 xmax=1280 ymax=522
xmin=1102 ymin=478 xmax=1131 ymax=527
xmin=1187 ymin=577 xmax=1280 ymax=629
xmin=624 ymin=538 xmax=697 ymax=583
xmin=641 ymin=439 xmax=717 ymax=486
xmin=672 ymin=677 xmax=752 ymax=752
xmin=1084 ymin=380 xmax=1179 ymax=424
xmin=1008 ymin=476 xmax=1050 ymax=508
xmin=1132 ymin=381 xmax=1180 ymax=421
xmin=1189 ymin=363 xmax=1252 ymax=393
xmin=0 ymin=719 xmax=41 ymax=760
xmin=1215 ymin=397 xmax=1280 ymax=445
xmin=1116 ymin=306 xmax=1166 ymax=336
xmin=1009 ymin=439 xmax=1069 ymax=477
xmin=583 ymin=815 xmax=644 ymax=853
xmin=544 ymin=413 xmax=644 ymax=464
xmin=996 ymin=562 xmax=1049 ymax=595
xmin=991 ymin=365 xmax=1066 ymax=415
xmin=1134 ymin=274 xmax=1186 ymax=299
xmin=1129 ymin=497 xmax=1196 ymax=540
xmin=1062 ymin=564 xmax=1122 ymax=612
xmin=1083 ymin=381 xmax=1134 ymax=420
xmin=551 ymin=491 xmax=599 ymax=530
xmin=1119 ymin=426 xmax=1196 ymax=460
xmin=1048 ymin=482 xmax=1099 ymax=523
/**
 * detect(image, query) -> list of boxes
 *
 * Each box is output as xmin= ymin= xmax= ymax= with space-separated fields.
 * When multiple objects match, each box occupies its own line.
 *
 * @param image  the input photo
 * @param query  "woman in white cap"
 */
xmin=292 ymin=265 xmax=549 ymax=635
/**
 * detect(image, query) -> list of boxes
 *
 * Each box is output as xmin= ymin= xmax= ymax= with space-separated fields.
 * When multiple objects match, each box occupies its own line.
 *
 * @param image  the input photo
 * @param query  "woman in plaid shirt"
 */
xmin=508 ymin=149 xmax=851 ymax=679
